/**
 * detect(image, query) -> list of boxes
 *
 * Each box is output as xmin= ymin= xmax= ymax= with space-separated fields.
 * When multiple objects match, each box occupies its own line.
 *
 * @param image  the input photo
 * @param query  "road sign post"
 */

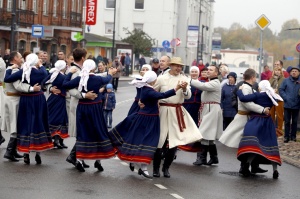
xmin=255 ymin=14 xmax=271 ymax=81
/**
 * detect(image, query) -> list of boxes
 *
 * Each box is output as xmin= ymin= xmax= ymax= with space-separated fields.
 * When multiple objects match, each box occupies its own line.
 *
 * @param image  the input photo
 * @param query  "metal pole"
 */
xmin=82 ymin=0 xmax=86 ymax=49
xmin=196 ymin=0 xmax=202 ymax=65
xmin=259 ymin=30 xmax=263 ymax=81
xmin=10 ymin=0 xmax=17 ymax=51
xmin=111 ymin=0 xmax=117 ymax=60
xmin=201 ymin=25 xmax=204 ymax=61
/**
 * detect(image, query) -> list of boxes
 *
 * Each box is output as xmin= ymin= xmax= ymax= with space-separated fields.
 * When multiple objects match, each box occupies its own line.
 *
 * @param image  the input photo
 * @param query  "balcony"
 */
xmin=0 ymin=8 xmax=34 ymax=27
xmin=47 ymin=11 xmax=82 ymax=27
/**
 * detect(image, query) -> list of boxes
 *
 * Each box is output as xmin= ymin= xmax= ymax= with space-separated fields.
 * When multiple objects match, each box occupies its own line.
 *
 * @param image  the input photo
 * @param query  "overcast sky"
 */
xmin=214 ymin=0 xmax=300 ymax=33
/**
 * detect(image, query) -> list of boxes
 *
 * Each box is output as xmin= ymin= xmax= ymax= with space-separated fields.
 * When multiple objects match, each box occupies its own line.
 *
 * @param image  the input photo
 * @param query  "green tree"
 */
xmin=122 ymin=28 xmax=155 ymax=57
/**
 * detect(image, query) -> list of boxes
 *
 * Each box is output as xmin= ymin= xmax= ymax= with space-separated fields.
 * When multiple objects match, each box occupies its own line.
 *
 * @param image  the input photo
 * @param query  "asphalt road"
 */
xmin=0 ymin=83 xmax=299 ymax=199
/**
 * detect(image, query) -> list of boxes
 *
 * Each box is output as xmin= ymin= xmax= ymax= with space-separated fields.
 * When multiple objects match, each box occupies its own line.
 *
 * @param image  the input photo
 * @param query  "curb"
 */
xmin=281 ymin=155 xmax=300 ymax=168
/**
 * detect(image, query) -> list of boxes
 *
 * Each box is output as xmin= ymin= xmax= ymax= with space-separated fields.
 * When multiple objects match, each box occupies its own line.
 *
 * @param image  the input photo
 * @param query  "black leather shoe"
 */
xmin=82 ymin=160 xmax=90 ymax=168
xmin=66 ymin=155 xmax=76 ymax=166
xmin=239 ymin=163 xmax=250 ymax=177
xmin=129 ymin=163 xmax=134 ymax=172
xmin=0 ymin=137 xmax=5 ymax=145
xmin=24 ymin=154 xmax=30 ymax=165
xmin=284 ymin=138 xmax=289 ymax=143
xmin=75 ymin=161 xmax=85 ymax=172
xmin=94 ymin=161 xmax=104 ymax=172
xmin=138 ymin=169 xmax=152 ymax=179
xmin=4 ymin=151 xmax=19 ymax=162
xmin=53 ymin=140 xmax=63 ymax=149
xmin=60 ymin=142 xmax=68 ymax=149
xmin=35 ymin=154 xmax=42 ymax=165
xmin=273 ymin=170 xmax=279 ymax=179
xmin=153 ymin=168 xmax=160 ymax=178
xmin=251 ymin=167 xmax=268 ymax=174
xmin=291 ymin=137 xmax=297 ymax=142
xmin=162 ymin=167 xmax=170 ymax=178
xmin=13 ymin=151 xmax=23 ymax=159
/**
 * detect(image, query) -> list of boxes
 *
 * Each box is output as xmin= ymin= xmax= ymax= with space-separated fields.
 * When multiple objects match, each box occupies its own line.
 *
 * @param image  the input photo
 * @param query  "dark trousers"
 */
xmin=153 ymin=141 xmax=177 ymax=170
xmin=125 ymin=65 xmax=130 ymax=76
xmin=103 ymin=110 xmax=113 ymax=127
xmin=284 ymin=108 xmax=299 ymax=139
xmin=223 ymin=117 xmax=234 ymax=130
xmin=112 ymin=78 xmax=119 ymax=91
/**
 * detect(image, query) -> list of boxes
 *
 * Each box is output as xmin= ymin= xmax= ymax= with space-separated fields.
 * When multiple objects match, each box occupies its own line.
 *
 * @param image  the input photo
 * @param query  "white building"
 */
xmin=88 ymin=0 xmax=215 ymax=66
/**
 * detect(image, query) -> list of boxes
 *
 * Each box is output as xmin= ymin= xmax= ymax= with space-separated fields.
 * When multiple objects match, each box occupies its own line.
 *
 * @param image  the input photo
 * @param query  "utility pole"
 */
xmin=111 ymin=0 xmax=117 ymax=60
xmin=10 ymin=0 xmax=17 ymax=51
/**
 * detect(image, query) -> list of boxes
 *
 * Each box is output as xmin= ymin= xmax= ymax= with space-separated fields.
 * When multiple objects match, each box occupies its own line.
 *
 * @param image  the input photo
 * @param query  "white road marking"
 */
xmin=170 ymin=193 xmax=184 ymax=199
xmin=154 ymin=184 xmax=167 ymax=190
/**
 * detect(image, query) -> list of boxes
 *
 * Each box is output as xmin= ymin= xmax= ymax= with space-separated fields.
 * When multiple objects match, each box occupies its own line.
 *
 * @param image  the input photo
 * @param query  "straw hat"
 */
xmin=169 ymin=57 xmax=185 ymax=66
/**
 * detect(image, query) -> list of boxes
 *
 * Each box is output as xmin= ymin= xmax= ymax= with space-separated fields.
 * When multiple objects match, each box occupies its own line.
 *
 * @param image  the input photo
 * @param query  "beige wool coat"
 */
xmin=190 ymin=78 xmax=223 ymax=140
xmin=154 ymin=72 xmax=203 ymax=149
xmin=219 ymin=83 xmax=264 ymax=148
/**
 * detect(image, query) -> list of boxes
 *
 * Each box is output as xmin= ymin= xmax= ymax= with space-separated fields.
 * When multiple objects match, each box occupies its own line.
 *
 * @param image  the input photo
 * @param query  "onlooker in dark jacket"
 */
xmin=221 ymin=72 xmax=237 ymax=130
xmin=103 ymin=84 xmax=116 ymax=128
xmin=279 ymin=67 xmax=300 ymax=143
xmin=139 ymin=55 xmax=146 ymax=70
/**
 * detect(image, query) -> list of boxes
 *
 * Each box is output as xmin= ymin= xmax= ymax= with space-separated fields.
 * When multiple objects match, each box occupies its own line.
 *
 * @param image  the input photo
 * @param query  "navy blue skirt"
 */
xmin=17 ymin=92 xmax=53 ymax=152
xmin=47 ymin=94 xmax=69 ymax=139
xmin=183 ymin=102 xmax=201 ymax=127
xmin=237 ymin=114 xmax=281 ymax=165
xmin=76 ymin=101 xmax=116 ymax=160
xmin=108 ymin=112 xmax=160 ymax=164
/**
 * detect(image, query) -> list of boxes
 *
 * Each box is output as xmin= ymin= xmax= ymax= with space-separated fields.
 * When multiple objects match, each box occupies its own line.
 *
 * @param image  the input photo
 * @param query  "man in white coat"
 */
xmin=219 ymin=68 xmax=270 ymax=176
xmin=190 ymin=65 xmax=223 ymax=166
xmin=2 ymin=51 xmax=41 ymax=161
xmin=152 ymin=57 xmax=202 ymax=178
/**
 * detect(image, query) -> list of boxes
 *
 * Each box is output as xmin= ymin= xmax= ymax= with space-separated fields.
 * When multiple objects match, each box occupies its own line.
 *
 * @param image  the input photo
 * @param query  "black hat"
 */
xmin=227 ymin=72 xmax=237 ymax=80
xmin=152 ymin=58 xmax=159 ymax=63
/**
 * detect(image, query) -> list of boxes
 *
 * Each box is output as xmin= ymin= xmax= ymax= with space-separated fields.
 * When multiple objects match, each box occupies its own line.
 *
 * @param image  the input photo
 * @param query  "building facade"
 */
xmin=88 ymin=0 xmax=215 ymax=66
xmin=0 ymin=0 xmax=83 ymax=57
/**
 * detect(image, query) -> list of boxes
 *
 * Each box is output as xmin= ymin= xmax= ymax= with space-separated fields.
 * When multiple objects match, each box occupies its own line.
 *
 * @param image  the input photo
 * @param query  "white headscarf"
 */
xmin=130 ymin=71 xmax=157 ymax=88
xmin=258 ymin=80 xmax=283 ymax=106
xmin=78 ymin=59 xmax=96 ymax=92
xmin=21 ymin=53 xmax=39 ymax=83
xmin=141 ymin=64 xmax=152 ymax=71
xmin=190 ymin=66 xmax=199 ymax=74
xmin=45 ymin=60 xmax=66 ymax=84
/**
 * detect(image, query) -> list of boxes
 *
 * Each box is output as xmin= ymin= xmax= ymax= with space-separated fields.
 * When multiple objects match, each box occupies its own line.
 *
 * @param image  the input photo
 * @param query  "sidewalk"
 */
xmin=119 ymin=70 xmax=140 ymax=81
xmin=278 ymin=133 xmax=300 ymax=168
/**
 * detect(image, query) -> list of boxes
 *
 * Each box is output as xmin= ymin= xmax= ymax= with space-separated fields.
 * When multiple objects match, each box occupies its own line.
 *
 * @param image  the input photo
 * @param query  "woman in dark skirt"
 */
xmin=4 ymin=53 xmax=53 ymax=164
xmin=108 ymin=71 xmax=181 ymax=179
xmin=41 ymin=60 xmax=69 ymax=149
xmin=127 ymin=64 xmax=152 ymax=116
xmin=236 ymin=80 xmax=283 ymax=179
xmin=62 ymin=59 xmax=116 ymax=172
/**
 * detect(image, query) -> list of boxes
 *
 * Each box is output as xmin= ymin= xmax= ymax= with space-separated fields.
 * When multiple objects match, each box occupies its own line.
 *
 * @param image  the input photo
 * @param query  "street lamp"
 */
xmin=201 ymin=25 xmax=209 ymax=61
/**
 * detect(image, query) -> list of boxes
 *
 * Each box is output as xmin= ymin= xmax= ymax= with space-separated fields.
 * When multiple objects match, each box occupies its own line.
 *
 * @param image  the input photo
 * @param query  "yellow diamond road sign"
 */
xmin=255 ymin=14 xmax=271 ymax=30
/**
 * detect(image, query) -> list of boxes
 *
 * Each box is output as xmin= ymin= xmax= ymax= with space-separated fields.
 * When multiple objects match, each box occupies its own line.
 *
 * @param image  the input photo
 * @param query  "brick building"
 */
xmin=0 ymin=0 xmax=83 ymax=57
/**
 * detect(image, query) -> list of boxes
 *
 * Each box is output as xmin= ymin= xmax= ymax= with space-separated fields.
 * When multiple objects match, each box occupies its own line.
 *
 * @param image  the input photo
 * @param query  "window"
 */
xmin=135 ymin=0 xmax=144 ymax=9
xmin=33 ymin=0 xmax=38 ymax=13
xmin=60 ymin=45 xmax=66 ymax=54
xmin=71 ymin=0 xmax=75 ymax=11
xmin=77 ymin=0 xmax=81 ymax=20
xmin=30 ymin=41 xmax=37 ymax=52
xmin=0 ymin=0 xmax=3 ymax=8
xmin=63 ymin=0 xmax=67 ymax=18
xmin=19 ymin=0 xmax=26 ymax=10
xmin=43 ymin=0 xmax=48 ymax=15
xmin=18 ymin=40 xmax=26 ymax=55
xmin=53 ymin=0 xmax=57 ymax=17
xmin=7 ymin=0 xmax=12 ymax=11
xmin=134 ymin=23 xmax=143 ymax=30
xmin=105 ymin=23 xmax=114 ymax=34
xmin=106 ymin=0 xmax=115 ymax=8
